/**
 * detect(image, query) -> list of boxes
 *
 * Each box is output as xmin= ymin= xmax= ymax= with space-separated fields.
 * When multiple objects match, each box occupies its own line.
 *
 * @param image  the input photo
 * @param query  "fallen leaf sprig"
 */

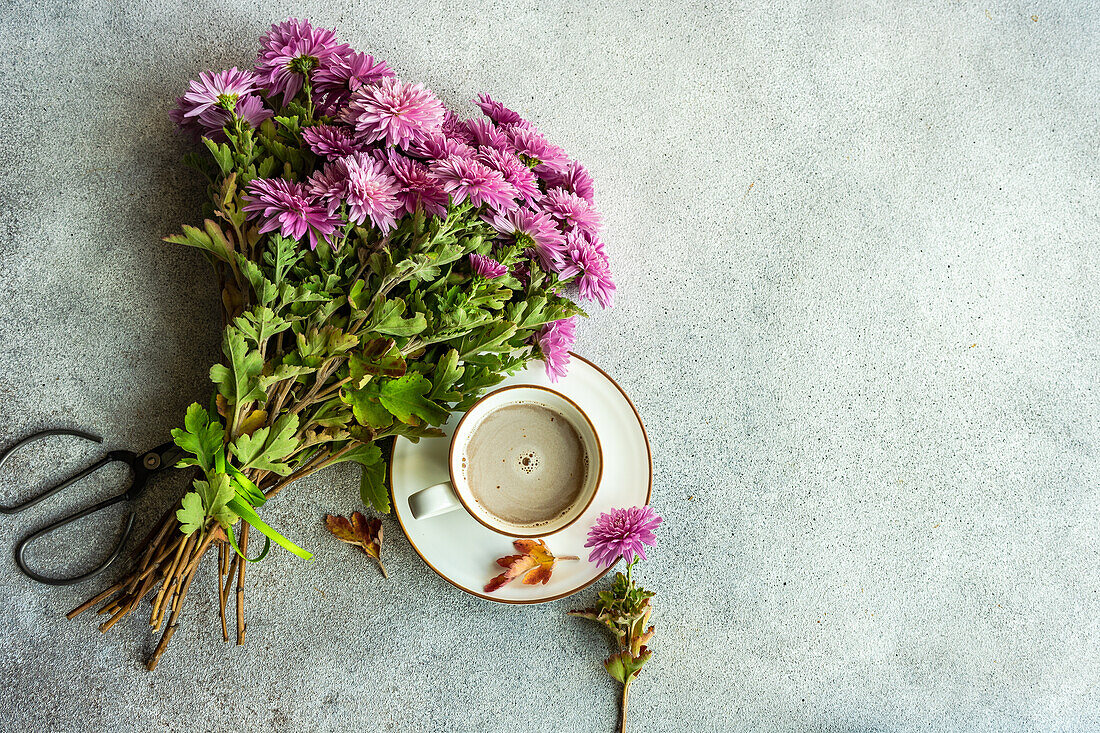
xmin=325 ymin=512 xmax=387 ymax=578
xmin=484 ymin=539 xmax=578 ymax=592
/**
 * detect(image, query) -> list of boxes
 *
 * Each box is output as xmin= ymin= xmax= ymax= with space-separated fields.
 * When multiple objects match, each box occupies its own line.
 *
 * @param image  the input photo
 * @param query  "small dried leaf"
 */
xmin=325 ymin=511 xmax=387 ymax=578
xmin=484 ymin=539 xmax=577 ymax=592
xmin=237 ymin=409 xmax=269 ymax=437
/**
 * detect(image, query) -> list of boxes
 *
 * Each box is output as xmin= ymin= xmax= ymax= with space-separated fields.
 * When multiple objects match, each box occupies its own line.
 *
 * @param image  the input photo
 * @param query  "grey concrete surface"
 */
xmin=0 ymin=1 xmax=1097 ymax=731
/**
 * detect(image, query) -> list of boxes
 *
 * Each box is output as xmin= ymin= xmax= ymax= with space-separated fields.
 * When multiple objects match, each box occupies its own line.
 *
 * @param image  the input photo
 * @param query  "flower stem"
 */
xmin=620 ymin=679 xmax=631 ymax=733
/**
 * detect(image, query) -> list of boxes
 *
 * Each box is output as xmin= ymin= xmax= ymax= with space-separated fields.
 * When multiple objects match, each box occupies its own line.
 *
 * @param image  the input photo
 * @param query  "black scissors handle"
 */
xmin=0 ymin=429 xmax=105 ymax=515
xmin=14 ymin=495 xmax=137 ymax=585
xmin=0 ymin=429 xmax=179 ymax=585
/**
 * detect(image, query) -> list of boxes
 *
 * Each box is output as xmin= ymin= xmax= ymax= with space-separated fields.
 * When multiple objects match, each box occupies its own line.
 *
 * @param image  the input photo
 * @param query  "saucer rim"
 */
xmin=387 ymin=352 xmax=654 ymax=604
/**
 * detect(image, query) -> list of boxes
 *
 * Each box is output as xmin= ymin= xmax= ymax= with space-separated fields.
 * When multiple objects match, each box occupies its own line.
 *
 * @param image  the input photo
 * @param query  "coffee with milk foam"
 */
xmin=462 ymin=403 xmax=588 ymax=527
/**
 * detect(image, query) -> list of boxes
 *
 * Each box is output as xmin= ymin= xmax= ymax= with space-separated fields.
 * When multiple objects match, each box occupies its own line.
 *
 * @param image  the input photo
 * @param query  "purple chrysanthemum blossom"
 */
xmin=313 ymin=50 xmax=395 ymax=115
xmin=177 ymin=93 xmax=273 ymax=140
xmin=487 ymin=208 xmax=566 ymax=270
xmin=474 ymin=93 xmax=527 ymax=127
xmin=468 ymin=253 xmax=508 ymax=279
xmin=234 ymin=95 xmax=274 ymax=130
xmin=309 ymin=152 xmax=401 ymax=232
xmin=406 ymin=134 xmax=477 ymax=163
xmin=505 ymin=125 xmax=568 ymax=174
xmin=477 ymin=148 xmax=541 ymax=204
xmin=255 ymin=18 xmax=348 ymax=101
xmin=178 ymin=67 xmax=260 ymax=123
xmin=535 ymin=317 xmax=577 ymax=382
xmin=541 ymin=187 xmax=602 ymax=237
xmin=301 ymin=124 xmax=360 ymax=159
xmin=441 ymin=111 xmax=476 ymax=145
xmin=429 ymin=156 xmax=517 ymax=211
xmin=540 ymin=159 xmax=596 ymax=204
xmin=558 ymin=232 xmax=615 ymax=308
xmin=465 ymin=118 xmax=509 ymax=150
xmin=242 ymin=177 xmax=340 ymax=251
xmin=343 ymin=77 xmax=446 ymax=150
xmin=384 ymin=152 xmax=449 ymax=218
xmin=584 ymin=506 xmax=662 ymax=567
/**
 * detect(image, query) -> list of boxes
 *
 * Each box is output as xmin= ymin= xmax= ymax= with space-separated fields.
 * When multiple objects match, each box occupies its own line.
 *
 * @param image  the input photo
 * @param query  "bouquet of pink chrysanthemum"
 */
xmin=69 ymin=17 xmax=614 ymax=668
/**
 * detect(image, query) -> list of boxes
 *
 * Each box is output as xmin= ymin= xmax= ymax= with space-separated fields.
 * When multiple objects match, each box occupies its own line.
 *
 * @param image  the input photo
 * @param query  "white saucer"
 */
xmin=389 ymin=353 xmax=652 ymax=604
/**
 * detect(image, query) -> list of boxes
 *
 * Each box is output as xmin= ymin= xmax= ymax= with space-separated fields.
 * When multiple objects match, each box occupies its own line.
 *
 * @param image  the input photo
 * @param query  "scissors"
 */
xmin=0 ymin=428 xmax=183 ymax=585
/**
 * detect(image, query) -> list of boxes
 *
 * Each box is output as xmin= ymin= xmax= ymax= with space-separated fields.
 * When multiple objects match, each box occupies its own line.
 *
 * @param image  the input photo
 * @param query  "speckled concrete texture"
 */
xmin=1 ymin=1 xmax=1098 ymax=731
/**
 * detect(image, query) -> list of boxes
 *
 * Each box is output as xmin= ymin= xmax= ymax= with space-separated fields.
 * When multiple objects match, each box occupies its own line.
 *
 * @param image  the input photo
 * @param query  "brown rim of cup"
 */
xmin=446 ymin=383 xmax=604 ymax=539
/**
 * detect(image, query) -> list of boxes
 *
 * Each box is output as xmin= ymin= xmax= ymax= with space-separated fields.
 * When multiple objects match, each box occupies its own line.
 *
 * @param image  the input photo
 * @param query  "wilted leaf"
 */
xmin=325 ymin=511 xmax=387 ymax=577
xmin=484 ymin=539 xmax=578 ymax=593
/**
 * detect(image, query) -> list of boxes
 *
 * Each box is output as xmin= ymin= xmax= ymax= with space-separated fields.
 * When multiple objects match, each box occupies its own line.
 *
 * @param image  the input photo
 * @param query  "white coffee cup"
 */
xmin=407 ymin=385 xmax=603 ymax=538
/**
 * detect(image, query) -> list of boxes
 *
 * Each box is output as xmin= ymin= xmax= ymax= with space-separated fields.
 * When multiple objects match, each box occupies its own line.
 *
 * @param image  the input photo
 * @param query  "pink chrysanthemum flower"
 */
xmin=178 ymin=67 xmax=260 ymax=123
xmin=540 ymin=160 xmax=596 ymax=204
xmin=234 ymin=95 xmax=274 ymax=129
xmin=477 ymin=148 xmax=540 ymax=204
xmin=255 ymin=18 xmax=348 ymax=102
xmin=505 ymin=125 xmax=568 ymax=173
xmin=313 ymin=50 xmax=394 ymax=115
xmin=441 ymin=111 xmax=475 ymax=145
xmin=584 ymin=506 xmax=662 ymax=567
xmin=384 ymin=152 xmax=449 ymax=218
xmin=429 ymin=156 xmax=517 ymax=210
xmin=474 ymin=93 xmax=527 ymax=127
xmin=558 ymin=232 xmax=615 ymax=308
xmin=242 ymin=177 xmax=340 ymax=251
xmin=407 ymin=134 xmax=477 ymax=163
xmin=468 ymin=254 xmax=508 ymax=279
xmin=535 ymin=317 xmax=577 ymax=382
xmin=542 ymin=187 xmax=602 ymax=237
xmin=301 ymin=124 xmax=360 ymax=160
xmin=343 ymin=77 xmax=446 ymax=150
xmin=465 ymin=118 xmax=509 ymax=150
xmin=309 ymin=152 xmax=401 ymax=232
xmin=487 ymin=208 xmax=566 ymax=270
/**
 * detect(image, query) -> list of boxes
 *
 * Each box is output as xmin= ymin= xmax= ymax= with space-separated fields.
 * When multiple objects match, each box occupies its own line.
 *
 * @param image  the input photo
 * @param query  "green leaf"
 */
xmin=379 ymin=374 xmax=449 ymax=426
xmin=203 ymin=137 xmax=234 ymax=175
xmin=177 ymin=491 xmax=205 ymax=535
xmin=170 ymin=403 xmax=225 ymax=472
xmin=227 ymin=497 xmax=312 ymax=561
xmin=327 ymin=442 xmax=382 ymax=468
xmin=429 ymin=348 xmax=463 ymax=401
xmin=371 ymin=298 xmax=427 ymax=337
xmin=232 ymin=413 xmax=300 ymax=475
xmin=234 ymin=307 xmax=290 ymax=348
xmin=359 ymin=459 xmax=389 ymax=513
xmin=342 ymin=385 xmax=394 ymax=430
xmin=210 ymin=326 xmax=266 ymax=407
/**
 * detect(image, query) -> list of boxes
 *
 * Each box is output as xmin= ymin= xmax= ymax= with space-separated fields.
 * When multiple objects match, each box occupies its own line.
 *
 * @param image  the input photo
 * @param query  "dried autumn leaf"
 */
xmin=484 ymin=539 xmax=578 ymax=593
xmin=325 ymin=511 xmax=387 ymax=578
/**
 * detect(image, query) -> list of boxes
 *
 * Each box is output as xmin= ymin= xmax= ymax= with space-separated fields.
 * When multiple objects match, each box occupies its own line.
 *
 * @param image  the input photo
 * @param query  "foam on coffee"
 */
xmin=462 ymin=403 xmax=587 ymax=527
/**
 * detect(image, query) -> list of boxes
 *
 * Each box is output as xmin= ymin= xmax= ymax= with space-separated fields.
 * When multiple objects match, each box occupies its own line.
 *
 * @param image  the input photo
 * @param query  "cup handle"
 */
xmin=408 ymin=481 xmax=461 ymax=520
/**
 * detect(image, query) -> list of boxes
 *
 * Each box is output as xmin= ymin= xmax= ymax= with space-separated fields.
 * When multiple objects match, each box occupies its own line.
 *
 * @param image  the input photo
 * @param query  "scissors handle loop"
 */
xmin=14 ymin=495 xmax=137 ymax=585
xmin=0 ymin=429 xmax=105 ymax=515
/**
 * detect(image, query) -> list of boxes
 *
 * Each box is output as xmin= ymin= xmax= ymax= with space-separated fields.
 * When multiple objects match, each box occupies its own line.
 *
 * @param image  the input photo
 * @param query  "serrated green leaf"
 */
xmin=342 ymin=385 xmax=394 ymax=430
xmin=371 ymin=298 xmax=427 ymax=337
xmin=203 ymin=137 xmax=234 ymax=175
xmin=170 ymin=403 xmax=224 ymax=472
xmin=177 ymin=491 xmax=205 ymax=535
xmin=359 ymin=459 xmax=389 ymax=513
xmin=379 ymin=374 xmax=448 ymax=426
